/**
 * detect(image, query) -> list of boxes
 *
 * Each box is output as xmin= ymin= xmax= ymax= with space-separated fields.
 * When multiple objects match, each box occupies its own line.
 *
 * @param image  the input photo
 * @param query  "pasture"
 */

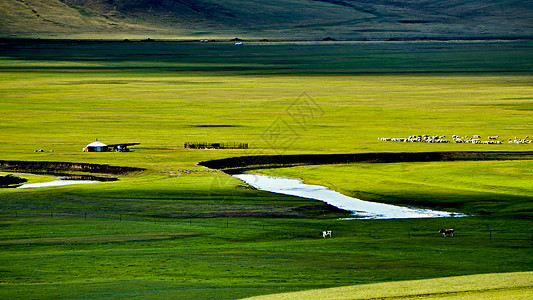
xmin=245 ymin=272 xmax=533 ymax=299
xmin=1 ymin=214 xmax=531 ymax=299
xmin=0 ymin=40 xmax=532 ymax=299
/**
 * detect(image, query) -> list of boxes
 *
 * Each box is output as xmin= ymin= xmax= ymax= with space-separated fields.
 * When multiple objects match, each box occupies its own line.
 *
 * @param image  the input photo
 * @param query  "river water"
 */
xmin=12 ymin=171 xmax=464 ymax=219
xmin=16 ymin=179 xmax=101 ymax=189
xmin=234 ymin=173 xmax=465 ymax=219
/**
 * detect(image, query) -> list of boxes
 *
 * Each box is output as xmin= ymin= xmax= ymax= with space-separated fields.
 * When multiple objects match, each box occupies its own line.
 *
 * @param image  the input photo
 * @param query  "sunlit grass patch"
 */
xmin=244 ymin=272 xmax=533 ymax=300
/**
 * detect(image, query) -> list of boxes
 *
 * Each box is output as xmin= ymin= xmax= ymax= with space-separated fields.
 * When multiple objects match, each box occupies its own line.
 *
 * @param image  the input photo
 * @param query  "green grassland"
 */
xmin=0 ymin=40 xmax=532 ymax=298
xmin=1 ymin=215 xmax=532 ymax=299
xmin=245 ymin=272 xmax=533 ymax=299
xmin=1 ymin=41 xmax=532 ymax=160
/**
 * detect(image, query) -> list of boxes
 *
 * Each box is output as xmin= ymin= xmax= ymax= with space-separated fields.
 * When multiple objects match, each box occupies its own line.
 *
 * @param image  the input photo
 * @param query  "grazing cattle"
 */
xmin=439 ymin=228 xmax=454 ymax=237
xmin=322 ymin=230 xmax=332 ymax=238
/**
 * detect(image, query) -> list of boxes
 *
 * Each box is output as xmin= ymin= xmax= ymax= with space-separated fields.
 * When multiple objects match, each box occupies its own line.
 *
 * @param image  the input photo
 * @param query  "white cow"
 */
xmin=322 ymin=230 xmax=332 ymax=238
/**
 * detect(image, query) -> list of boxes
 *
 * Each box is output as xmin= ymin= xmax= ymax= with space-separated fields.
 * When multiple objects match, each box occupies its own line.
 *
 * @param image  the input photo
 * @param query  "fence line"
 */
xmin=184 ymin=142 xmax=249 ymax=149
xmin=2 ymin=210 xmax=532 ymax=241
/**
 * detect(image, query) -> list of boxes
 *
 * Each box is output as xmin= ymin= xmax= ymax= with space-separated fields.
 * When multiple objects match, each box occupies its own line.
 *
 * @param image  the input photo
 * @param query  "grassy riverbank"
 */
xmin=1 ymin=40 xmax=532 ymax=298
xmin=259 ymin=160 xmax=533 ymax=218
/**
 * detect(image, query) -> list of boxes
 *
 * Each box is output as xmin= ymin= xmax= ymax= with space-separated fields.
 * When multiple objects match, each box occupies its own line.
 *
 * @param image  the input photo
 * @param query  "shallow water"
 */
xmin=16 ymin=180 xmax=101 ymax=189
xmin=234 ymin=173 xmax=465 ymax=219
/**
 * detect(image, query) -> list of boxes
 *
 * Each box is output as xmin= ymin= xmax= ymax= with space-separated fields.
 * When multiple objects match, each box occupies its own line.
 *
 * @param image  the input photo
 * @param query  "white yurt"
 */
xmin=83 ymin=142 xmax=108 ymax=152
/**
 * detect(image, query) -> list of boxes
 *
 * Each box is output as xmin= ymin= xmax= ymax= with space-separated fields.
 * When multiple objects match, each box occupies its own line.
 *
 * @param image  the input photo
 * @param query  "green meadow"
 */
xmin=245 ymin=272 xmax=533 ymax=299
xmin=0 ymin=40 xmax=532 ymax=299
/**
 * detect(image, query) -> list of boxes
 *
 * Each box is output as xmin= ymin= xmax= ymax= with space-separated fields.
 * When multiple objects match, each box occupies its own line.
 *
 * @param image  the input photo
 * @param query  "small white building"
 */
xmin=83 ymin=142 xmax=108 ymax=152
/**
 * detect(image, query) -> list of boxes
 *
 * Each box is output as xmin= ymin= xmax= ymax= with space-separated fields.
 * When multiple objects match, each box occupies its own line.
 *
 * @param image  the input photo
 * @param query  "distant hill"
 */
xmin=1 ymin=0 xmax=532 ymax=40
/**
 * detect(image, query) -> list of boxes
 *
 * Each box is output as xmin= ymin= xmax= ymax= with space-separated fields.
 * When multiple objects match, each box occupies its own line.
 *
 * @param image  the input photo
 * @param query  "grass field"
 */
xmin=1 ymin=215 xmax=531 ymax=299
xmin=245 ymin=272 xmax=533 ymax=299
xmin=0 ymin=40 xmax=532 ymax=299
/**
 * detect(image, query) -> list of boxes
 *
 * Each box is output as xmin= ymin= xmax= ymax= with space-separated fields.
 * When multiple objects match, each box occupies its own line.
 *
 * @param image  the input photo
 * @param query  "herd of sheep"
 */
xmin=378 ymin=135 xmax=531 ymax=144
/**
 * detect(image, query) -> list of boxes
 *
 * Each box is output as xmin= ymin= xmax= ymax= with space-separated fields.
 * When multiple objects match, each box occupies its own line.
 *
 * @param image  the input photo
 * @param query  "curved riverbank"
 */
xmin=1 ymin=173 xmax=118 ymax=189
xmin=199 ymin=151 xmax=533 ymax=173
xmin=0 ymin=160 xmax=145 ymax=176
xmin=234 ymin=173 xmax=464 ymax=219
xmin=16 ymin=179 xmax=102 ymax=189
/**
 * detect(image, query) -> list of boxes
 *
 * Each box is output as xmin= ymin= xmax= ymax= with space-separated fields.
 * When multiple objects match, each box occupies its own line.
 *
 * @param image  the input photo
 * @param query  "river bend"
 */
xmin=234 ymin=173 xmax=464 ymax=219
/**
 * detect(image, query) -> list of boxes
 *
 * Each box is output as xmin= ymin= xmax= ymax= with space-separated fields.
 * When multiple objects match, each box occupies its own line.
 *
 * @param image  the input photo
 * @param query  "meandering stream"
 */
xmin=9 ymin=168 xmax=464 ymax=219
xmin=234 ymin=173 xmax=465 ymax=219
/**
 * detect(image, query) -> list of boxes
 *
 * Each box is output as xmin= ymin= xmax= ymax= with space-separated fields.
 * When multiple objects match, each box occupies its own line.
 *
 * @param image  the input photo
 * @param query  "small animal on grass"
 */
xmin=439 ymin=228 xmax=454 ymax=237
xmin=322 ymin=230 xmax=332 ymax=238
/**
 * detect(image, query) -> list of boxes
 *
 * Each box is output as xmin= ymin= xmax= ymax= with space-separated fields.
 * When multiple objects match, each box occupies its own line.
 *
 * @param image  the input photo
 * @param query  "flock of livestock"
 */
xmin=378 ymin=135 xmax=531 ymax=145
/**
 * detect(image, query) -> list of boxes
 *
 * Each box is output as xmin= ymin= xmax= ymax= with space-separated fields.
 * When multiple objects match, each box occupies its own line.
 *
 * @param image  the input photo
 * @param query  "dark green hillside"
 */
xmin=0 ymin=0 xmax=531 ymax=39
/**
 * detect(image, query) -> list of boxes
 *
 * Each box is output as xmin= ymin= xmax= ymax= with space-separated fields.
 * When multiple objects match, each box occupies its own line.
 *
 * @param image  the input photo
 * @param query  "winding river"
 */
xmin=234 ymin=173 xmax=465 ymax=219
xmin=10 ymin=169 xmax=464 ymax=219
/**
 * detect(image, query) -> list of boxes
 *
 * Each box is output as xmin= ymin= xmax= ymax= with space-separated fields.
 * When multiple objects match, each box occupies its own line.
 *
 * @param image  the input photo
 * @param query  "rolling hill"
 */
xmin=0 ymin=0 xmax=532 ymax=40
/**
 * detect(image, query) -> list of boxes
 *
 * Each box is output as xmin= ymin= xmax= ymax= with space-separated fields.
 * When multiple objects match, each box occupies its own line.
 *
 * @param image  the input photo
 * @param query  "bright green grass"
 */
xmin=1 ymin=41 xmax=531 ymax=165
xmin=0 ymin=41 xmax=532 ymax=299
xmin=0 ymin=216 xmax=531 ymax=299
xmin=244 ymin=272 xmax=533 ymax=300
xmin=1 ymin=71 xmax=532 ymax=163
